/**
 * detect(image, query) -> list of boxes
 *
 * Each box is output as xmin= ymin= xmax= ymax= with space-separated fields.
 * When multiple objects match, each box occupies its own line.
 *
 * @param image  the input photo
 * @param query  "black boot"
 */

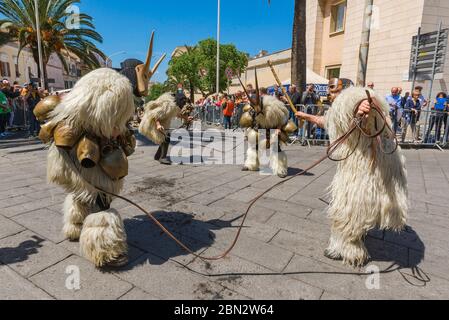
xmin=154 ymin=145 xmax=162 ymax=161
xmin=159 ymin=141 xmax=172 ymax=165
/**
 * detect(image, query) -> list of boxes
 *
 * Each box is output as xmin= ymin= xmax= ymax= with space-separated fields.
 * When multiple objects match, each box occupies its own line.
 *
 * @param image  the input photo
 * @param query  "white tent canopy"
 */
xmin=282 ymin=68 xmax=329 ymax=86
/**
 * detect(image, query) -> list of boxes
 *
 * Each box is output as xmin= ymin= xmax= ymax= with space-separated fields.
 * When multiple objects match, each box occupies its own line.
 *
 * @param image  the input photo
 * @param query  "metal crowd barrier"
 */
xmin=192 ymin=103 xmax=449 ymax=149
xmin=393 ymin=109 xmax=449 ymax=148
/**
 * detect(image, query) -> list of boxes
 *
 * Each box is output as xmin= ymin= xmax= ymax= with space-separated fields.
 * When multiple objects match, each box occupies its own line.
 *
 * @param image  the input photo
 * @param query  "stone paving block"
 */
xmin=115 ymin=253 xmax=227 ymax=300
xmin=320 ymin=291 xmax=347 ymax=300
xmin=211 ymin=232 xmax=294 ymax=272
xmin=187 ymin=186 xmax=235 ymax=206
xmin=30 ymin=255 xmax=133 ymax=300
xmin=409 ymin=250 xmax=449 ymax=282
xmin=12 ymin=208 xmax=65 ymax=244
xmin=0 ymin=215 xmax=25 ymax=240
xmin=2 ymin=196 xmax=65 ymax=218
xmin=365 ymin=236 xmax=410 ymax=267
xmin=266 ymin=212 xmax=329 ymax=242
xmin=208 ymin=214 xmax=280 ymax=244
xmin=0 ymin=264 xmax=53 ymax=300
xmin=255 ymin=197 xmax=313 ymax=218
xmin=170 ymin=200 xmax=229 ymax=222
xmin=0 ymin=186 xmax=35 ymax=201
xmin=58 ymin=239 xmax=145 ymax=266
xmin=209 ymin=198 xmax=276 ymax=224
xmin=288 ymin=192 xmax=330 ymax=210
xmin=0 ymin=195 xmax=33 ymax=209
xmin=127 ymin=220 xmax=208 ymax=266
xmin=119 ymin=287 xmax=160 ymax=300
xmin=188 ymin=248 xmax=322 ymax=300
xmin=283 ymin=254 xmax=406 ymax=300
xmin=225 ymin=187 xmax=267 ymax=204
xmin=0 ymin=231 xmax=71 ymax=277
xmin=270 ymin=229 xmax=330 ymax=261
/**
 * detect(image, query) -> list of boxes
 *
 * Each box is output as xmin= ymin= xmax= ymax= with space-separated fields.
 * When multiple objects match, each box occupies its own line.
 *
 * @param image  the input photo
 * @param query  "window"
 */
xmin=330 ymin=1 xmax=347 ymax=34
xmin=0 ymin=53 xmax=11 ymax=77
xmin=326 ymin=66 xmax=341 ymax=80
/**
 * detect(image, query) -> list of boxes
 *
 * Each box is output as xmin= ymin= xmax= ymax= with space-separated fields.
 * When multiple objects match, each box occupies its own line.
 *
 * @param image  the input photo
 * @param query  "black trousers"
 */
xmin=0 ymin=113 xmax=8 ymax=134
xmin=425 ymin=114 xmax=445 ymax=143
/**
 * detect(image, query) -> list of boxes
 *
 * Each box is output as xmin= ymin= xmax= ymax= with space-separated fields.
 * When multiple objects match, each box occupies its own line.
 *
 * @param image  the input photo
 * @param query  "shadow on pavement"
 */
xmin=115 ymin=211 xmax=236 ymax=272
xmin=366 ymin=225 xmax=425 ymax=268
xmin=0 ymin=235 xmax=45 ymax=266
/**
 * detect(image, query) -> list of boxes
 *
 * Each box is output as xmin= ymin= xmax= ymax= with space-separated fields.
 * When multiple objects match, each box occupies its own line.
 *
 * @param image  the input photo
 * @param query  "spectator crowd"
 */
xmin=0 ymin=79 xmax=52 ymax=139
xmin=194 ymin=81 xmax=449 ymax=145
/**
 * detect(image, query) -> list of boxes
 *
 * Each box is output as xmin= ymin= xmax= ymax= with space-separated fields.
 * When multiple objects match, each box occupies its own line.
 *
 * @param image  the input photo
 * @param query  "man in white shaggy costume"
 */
xmin=238 ymin=72 xmax=293 ymax=178
xmin=296 ymin=79 xmax=408 ymax=267
xmin=139 ymin=90 xmax=191 ymax=165
xmin=36 ymin=33 xmax=165 ymax=268
xmin=242 ymin=94 xmax=290 ymax=178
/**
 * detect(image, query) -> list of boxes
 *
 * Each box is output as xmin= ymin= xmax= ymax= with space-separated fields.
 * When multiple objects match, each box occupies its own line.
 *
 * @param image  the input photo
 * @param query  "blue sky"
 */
xmin=79 ymin=0 xmax=295 ymax=82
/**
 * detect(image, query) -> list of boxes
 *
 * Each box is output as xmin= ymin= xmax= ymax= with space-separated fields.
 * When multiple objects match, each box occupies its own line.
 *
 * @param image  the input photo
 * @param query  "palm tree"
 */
xmin=0 ymin=0 xmax=106 ymax=88
xmin=291 ymin=0 xmax=307 ymax=94
xmin=269 ymin=0 xmax=306 ymax=94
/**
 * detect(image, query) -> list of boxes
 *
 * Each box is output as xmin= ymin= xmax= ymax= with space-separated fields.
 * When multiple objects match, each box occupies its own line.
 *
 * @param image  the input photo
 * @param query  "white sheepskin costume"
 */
xmin=324 ymin=87 xmax=408 ymax=267
xmin=46 ymin=68 xmax=135 ymax=267
xmin=245 ymin=95 xmax=289 ymax=177
xmin=139 ymin=93 xmax=179 ymax=145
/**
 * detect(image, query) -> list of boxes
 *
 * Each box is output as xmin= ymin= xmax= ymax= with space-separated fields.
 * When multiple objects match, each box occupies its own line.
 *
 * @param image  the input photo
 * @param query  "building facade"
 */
xmin=306 ymin=0 xmax=449 ymax=97
xmin=230 ymin=0 xmax=449 ymax=99
xmin=0 ymin=42 xmax=88 ymax=92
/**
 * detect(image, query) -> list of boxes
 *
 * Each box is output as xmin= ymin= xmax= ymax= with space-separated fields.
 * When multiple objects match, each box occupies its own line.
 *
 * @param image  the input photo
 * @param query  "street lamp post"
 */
xmin=106 ymin=51 xmax=127 ymax=68
xmin=216 ymin=0 xmax=221 ymax=98
xmin=34 ymin=0 xmax=45 ymax=89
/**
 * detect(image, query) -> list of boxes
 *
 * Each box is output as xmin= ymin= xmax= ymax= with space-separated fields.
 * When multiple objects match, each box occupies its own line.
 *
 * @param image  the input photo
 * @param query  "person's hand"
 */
xmin=157 ymin=123 xmax=165 ymax=132
xmin=295 ymin=111 xmax=306 ymax=119
xmin=357 ymin=99 xmax=371 ymax=118
xmin=187 ymin=116 xmax=194 ymax=122
xmin=275 ymin=128 xmax=281 ymax=136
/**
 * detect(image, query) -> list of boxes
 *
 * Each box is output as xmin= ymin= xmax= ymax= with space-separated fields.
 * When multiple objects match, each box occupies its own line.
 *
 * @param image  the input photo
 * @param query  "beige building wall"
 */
xmin=418 ymin=0 xmax=449 ymax=96
xmin=306 ymin=0 xmax=449 ymax=98
xmin=1 ymin=43 xmax=85 ymax=91
xmin=319 ymin=0 xmax=346 ymax=76
xmin=364 ymin=0 xmax=425 ymax=95
xmin=0 ymin=43 xmax=38 ymax=85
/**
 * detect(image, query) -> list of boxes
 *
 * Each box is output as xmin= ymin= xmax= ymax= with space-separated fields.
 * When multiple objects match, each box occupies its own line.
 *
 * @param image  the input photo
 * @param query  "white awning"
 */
xmin=282 ymin=69 xmax=329 ymax=86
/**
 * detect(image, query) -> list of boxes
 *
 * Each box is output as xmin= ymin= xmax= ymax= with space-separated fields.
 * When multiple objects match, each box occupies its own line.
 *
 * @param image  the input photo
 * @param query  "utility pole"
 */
xmin=216 ymin=0 xmax=221 ymax=98
xmin=357 ymin=0 xmax=374 ymax=87
xmin=34 ymin=0 xmax=45 ymax=89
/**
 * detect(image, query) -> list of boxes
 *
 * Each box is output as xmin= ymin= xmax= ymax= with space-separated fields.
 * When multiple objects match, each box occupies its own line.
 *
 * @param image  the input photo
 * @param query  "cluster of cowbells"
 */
xmin=239 ymin=104 xmax=298 ymax=143
xmin=34 ymin=96 xmax=136 ymax=181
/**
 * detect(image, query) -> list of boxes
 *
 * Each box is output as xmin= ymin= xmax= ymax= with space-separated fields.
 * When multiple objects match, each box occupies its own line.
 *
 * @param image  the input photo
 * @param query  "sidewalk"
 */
xmin=0 ymin=134 xmax=448 ymax=300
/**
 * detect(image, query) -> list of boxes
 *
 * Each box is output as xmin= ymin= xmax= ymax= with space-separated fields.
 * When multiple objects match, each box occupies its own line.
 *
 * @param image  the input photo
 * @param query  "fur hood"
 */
xmin=256 ymin=95 xmax=290 ymax=129
xmin=325 ymin=87 xmax=390 ymax=142
xmin=48 ymin=68 xmax=135 ymax=139
xmin=139 ymin=93 xmax=179 ymax=145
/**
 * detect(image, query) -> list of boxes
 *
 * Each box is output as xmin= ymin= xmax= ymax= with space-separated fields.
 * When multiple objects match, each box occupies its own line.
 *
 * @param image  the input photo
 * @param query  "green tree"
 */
xmin=0 ymin=0 xmax=105 ymax=88
xmin=167 ymin=38 xmax=248 ymax=99
xmin=145 ymin=82 xmax=167 ymax=102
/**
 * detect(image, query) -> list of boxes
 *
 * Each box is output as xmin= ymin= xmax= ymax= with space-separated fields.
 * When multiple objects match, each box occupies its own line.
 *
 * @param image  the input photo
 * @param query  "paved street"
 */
xmin=0 ymin=132 xmax=448 ymax=300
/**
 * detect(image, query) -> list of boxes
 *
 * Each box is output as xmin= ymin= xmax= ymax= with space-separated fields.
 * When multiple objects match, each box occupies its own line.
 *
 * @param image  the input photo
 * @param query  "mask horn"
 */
xmin=144 ymin=31 xmax=155 ymax=75
xmin=236 ymin=73 xmax=255 ymax=107
xmin=149 ymin=53 xmax=167 ymax=78
xmin=254 ymin=68 xmax=261 ymax=114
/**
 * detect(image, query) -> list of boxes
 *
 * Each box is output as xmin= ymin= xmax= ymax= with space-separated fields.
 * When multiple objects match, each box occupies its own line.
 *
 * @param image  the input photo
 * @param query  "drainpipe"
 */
xmin=356 ymin=0 xmax=374 ymax=87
